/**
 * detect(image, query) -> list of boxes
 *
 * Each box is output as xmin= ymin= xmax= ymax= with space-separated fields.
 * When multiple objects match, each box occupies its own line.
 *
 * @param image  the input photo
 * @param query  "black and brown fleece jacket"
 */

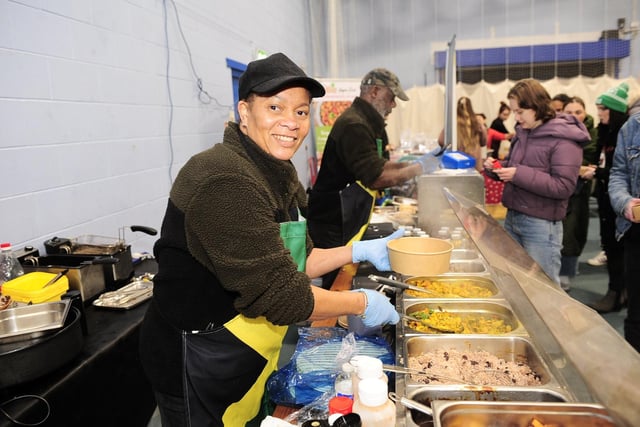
xmin=149 ymin=122 xmax=315 ymax=332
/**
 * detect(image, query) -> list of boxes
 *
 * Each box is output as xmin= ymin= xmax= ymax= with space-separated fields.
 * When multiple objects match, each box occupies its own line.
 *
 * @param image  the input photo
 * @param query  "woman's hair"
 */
xmin=567 ymin=96 xmax=586 ymax=109
xmin=507 ymin=79 xmax=555 ymax=123
xmin=456 ymin=97 xmax=484 ymax=153
xmin=497 ymin=101 xmax=510 ymax=116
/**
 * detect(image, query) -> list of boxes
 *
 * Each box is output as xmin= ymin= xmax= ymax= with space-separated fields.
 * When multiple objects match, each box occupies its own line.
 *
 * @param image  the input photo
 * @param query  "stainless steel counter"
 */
xmin=393 ymin=187 xmax=640 ymax=427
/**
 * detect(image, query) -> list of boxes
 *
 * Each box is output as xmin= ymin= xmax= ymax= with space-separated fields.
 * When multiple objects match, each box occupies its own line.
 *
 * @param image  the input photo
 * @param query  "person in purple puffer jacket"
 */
xmin=484 ymin=79 xmax=591 ymax=287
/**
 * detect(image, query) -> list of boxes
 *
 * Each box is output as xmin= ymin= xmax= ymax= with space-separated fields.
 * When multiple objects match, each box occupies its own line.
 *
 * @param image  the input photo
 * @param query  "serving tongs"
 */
xmin=388 ymin=392 xmax=433 ymax=416
xmin=367 ymin=274 xmax=441 ymax=296
xmin=383 ymin=364 xmax=472 ymax=385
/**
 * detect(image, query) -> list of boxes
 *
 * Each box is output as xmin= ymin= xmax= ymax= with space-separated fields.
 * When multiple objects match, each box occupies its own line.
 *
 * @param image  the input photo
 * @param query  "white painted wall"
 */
xmin=0 ymin=0 xmax=313 ymax=254
xmin=2 ymin=0 xmax=639 ymax=256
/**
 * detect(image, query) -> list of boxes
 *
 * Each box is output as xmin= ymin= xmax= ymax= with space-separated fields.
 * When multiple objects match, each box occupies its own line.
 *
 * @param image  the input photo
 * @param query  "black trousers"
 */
xmin=623 ymin=222 xmax=640 ymax=352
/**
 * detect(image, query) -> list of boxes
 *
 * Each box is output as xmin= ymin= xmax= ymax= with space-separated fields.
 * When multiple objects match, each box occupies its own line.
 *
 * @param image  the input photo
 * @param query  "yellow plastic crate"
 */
xmin=2 ymin=272 xmax=69 ymax=304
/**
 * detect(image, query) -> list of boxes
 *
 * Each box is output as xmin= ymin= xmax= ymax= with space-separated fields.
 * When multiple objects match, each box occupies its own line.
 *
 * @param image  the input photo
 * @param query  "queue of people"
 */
xmin=139 ymin=52 xmax=638 ymax=425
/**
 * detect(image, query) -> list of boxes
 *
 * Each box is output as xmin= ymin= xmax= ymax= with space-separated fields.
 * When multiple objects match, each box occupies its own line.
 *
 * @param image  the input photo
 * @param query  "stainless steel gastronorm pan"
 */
xmin=400 ymin=336 xmax=569 ymax=427
xmin=403 ymin=335 xmax=554 ymax=386
xmin=432 ymin=401 xmax=617 ymax=427
xmin=403 ymin=276 xmax=498 ymax=299
xmin=0 ymin=300 xmax=71 ymax=342
xmin=447 ymin=260 xmax=486 ymax=274
xmin=403 ymin=301 xmax=523 ymax=335
xmin=450 ymin=249 xmax=479 ymax=261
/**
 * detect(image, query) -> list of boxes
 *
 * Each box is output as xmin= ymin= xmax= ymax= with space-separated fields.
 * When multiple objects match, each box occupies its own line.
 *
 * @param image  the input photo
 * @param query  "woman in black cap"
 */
xmin=139 ymin=53 xmax=401 ymax=426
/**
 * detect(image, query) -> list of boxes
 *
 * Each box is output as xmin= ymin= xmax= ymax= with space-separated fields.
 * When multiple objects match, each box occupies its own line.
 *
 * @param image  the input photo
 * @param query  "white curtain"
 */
xmin=386 ymin=75 xmax=640 ymax=148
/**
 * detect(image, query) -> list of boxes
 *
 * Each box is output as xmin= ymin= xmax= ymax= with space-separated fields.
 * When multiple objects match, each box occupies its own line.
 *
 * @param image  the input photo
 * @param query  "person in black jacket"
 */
xmin=307 ymin=68 xmax=438 ymax=288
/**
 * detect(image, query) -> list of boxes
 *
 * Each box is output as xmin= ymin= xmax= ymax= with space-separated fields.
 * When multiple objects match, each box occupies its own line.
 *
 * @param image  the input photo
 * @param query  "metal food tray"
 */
xmin=93 ymin=278 xmax=153 ymax=310
xmin=403 ymin=275 xmax=499 ymax=299
xmin=398 ymin=336 xmax=572 ymax=427
xmin=0 ymin=300 xmax=71 ymax=342
xmin=432 ymin=401 xmax=617 ymax=427
xmin=403 ymin=301 xmax=525 ymax=335
xmin=71 ymin=234 xmax=126 ymax=255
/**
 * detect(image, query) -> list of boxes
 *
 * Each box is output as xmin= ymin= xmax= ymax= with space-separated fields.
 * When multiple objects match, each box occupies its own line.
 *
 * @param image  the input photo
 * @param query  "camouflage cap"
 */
xmin=361 ymin=68 xmax=409 ymax=101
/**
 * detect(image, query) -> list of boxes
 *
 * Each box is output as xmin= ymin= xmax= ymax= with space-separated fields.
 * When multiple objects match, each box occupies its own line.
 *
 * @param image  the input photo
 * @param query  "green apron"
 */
xmin=217 ymin=217 xmax=308 ymax=426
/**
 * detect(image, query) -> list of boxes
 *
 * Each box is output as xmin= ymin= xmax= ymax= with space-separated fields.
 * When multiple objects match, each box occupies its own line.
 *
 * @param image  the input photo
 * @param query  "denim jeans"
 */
xmin=504 ymin=210 xmax=563 ymax=285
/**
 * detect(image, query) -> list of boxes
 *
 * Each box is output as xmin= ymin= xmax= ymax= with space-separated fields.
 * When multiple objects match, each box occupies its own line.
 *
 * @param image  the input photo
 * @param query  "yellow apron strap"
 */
xmin=345 ymin=181 xmax=377 ymax=246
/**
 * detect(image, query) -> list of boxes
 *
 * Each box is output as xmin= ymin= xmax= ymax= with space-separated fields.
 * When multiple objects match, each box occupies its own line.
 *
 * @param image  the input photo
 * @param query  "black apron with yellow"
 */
xmin=181 ymin=216 xmax=307 ymax=426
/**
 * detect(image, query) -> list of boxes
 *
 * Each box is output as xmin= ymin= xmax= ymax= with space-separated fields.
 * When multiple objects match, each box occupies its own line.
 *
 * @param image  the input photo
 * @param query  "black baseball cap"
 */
xmin=238 ymin=53 xmax=325 ymax=100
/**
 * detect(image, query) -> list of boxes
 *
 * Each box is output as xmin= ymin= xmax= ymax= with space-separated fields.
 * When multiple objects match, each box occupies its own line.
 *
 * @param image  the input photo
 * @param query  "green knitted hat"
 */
xmin=596 ymin=82 xmax=629 ymax=113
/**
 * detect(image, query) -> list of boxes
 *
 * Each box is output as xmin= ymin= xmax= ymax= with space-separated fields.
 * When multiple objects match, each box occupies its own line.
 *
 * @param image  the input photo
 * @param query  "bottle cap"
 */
xmin=352 ymin=356 xmax=383 ymax=379
xmin=357 ymin=378 xmax=388 ymax=407
xmin=329 ymin=395 xmax=353 ymax=415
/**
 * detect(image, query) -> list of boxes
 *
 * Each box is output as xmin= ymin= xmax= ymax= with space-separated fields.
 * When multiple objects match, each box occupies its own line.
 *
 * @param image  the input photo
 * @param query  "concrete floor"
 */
xmin=564 ymin=198 xmax=625 ymax=337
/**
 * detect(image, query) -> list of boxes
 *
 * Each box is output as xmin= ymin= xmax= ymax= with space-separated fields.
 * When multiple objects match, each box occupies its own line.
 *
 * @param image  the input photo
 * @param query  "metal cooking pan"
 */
xmin=0 ymin=306 xmax=83 ymax=388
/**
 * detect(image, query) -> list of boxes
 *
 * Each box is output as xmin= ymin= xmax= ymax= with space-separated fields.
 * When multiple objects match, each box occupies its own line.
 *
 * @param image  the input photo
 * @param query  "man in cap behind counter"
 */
xmin=308 ymin=68 xmax=439 ymax=288
xmin=140 ymin=53 xmax=402 ymax=427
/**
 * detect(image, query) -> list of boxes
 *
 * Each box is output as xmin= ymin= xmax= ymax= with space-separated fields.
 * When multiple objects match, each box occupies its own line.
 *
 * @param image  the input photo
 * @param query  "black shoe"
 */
xmin=588 ymin=290 xmax=622 ymax=314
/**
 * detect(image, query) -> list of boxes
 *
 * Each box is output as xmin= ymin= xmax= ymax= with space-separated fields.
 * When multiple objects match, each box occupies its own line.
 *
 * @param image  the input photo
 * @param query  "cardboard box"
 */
xmin=633 ymin=204 xmax=640 ymax=221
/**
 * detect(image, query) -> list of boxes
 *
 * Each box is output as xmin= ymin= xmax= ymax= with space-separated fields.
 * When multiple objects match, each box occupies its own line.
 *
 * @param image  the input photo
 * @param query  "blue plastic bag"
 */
xmin=267 ymin=327 xmax=394 ymax=406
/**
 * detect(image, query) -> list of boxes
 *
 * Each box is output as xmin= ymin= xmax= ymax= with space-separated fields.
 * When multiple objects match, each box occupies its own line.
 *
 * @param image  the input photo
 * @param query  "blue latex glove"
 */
xmin=414 ymin=151 xmax=441 ymax=174
xmin=352 ymin=229 xmax=404 ymax=271
xmin=354 ymin=288 xmax=400 ymax=327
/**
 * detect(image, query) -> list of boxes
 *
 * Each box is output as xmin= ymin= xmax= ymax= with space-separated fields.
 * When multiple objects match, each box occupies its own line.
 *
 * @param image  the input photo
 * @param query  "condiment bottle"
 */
xmin=335 ymin=362 xmax=355 ymax=399
xmin=349 ymin=356 xmax=386 ymax=406
xmin=351 ymin=378 xmax=395 ymax=426
xmin=328 ymin=395 xmax=353 ymax=416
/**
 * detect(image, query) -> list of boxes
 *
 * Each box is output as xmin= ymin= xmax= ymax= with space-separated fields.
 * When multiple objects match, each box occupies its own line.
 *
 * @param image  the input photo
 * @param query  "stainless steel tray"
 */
xmin=0 ymin=300 xmax=71 ymax=342
xmin=403 ymin=335 xmax=553 ymax=387
xmin=403 ymin=276 xmax=498 ymax=299
xmin=432 ymin=401 xmax=617 ymax=427
xmin=93 ymin=277 xmax=153 ymax=310
xmin=403 ymin=301 xmax=524 ymax=335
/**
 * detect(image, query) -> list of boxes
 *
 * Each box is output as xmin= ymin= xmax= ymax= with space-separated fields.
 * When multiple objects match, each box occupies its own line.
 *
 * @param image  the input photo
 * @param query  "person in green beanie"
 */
xmin=589 ymin=82 xmax=630 ymax=313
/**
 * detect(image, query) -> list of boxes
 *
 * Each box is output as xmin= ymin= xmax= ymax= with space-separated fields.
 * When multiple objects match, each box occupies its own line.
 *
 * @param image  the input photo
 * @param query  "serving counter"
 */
xmin=274 ymin=187 xmax=640 ymax=427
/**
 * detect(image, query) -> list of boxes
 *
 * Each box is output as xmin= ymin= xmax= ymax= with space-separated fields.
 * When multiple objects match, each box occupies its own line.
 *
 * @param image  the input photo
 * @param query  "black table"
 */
xmin=0 ymin=263 xmax=157 ymax=427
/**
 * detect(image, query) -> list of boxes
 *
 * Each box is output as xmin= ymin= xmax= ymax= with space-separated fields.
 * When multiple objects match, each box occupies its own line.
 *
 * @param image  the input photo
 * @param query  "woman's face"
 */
xmin=238 ymin=87 xmax=311 ymax=161
xmin=498 ymin=108 xmax=511 ymax=121
xmin=563 ymin=101 xmax=586 ymax=123
xmin=597 ymin=105 xmax=610 ymax=125
xmin=509 ymin=98 xmax=539 ymax=129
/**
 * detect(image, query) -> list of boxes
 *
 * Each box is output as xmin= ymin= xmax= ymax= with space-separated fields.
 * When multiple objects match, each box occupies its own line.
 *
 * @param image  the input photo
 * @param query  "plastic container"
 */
xmin=329 ymin=395 xmax=353 ymax=415
xmin=350 ymin=356 xmax=387 ymax=406
xmin=2 ymin=272 xmax=69 ymax=304
xmin=387 ymin=237 xmax=453 ymax=276
xmin=351 ymin=378 xmax=396 ymax=426
xmin=0 ymin=243 xmax=24 ymax=285
xmin=335 ymin=362 xmax=355 ymax=399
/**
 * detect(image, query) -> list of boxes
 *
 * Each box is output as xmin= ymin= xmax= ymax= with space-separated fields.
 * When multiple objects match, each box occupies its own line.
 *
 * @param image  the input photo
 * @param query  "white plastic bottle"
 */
xmin=0 ymin=243 xmax=24 ymax=285
xmin=335 ymin=362 xmax=355 ymax=399
xmin=351 ymin=377 xmax=396 ymax=426
xmin=349 ymin=356 xmax=387 ymax=406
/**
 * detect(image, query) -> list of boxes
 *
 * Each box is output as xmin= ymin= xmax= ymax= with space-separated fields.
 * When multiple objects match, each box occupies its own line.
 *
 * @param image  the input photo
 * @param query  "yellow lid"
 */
xmin=2 ymin=272 xmax=69 ymax=304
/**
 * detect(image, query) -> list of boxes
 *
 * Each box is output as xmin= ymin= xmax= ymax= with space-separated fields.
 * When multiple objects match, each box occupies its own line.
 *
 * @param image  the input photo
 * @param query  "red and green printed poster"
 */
xmin=310 ymin=79 xmax=359 ymax=183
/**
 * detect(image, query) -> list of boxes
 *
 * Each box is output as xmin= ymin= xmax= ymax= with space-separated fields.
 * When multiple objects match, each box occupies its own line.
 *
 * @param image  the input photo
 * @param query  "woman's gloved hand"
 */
xmin=352 ymin=229 xmax=404 ymax=271
xmin=354 ymin=289 xmax=400 ymax=326
xmin=414 ymin=150 xmax=441 ymax=174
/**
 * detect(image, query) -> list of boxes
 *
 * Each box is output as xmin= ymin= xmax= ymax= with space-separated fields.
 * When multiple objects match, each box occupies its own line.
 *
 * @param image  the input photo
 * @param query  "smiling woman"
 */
xmin=139 ymin=52 xmax=403 ymax=426
xmin=238 ymin=87 xmax=313 ymax=161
